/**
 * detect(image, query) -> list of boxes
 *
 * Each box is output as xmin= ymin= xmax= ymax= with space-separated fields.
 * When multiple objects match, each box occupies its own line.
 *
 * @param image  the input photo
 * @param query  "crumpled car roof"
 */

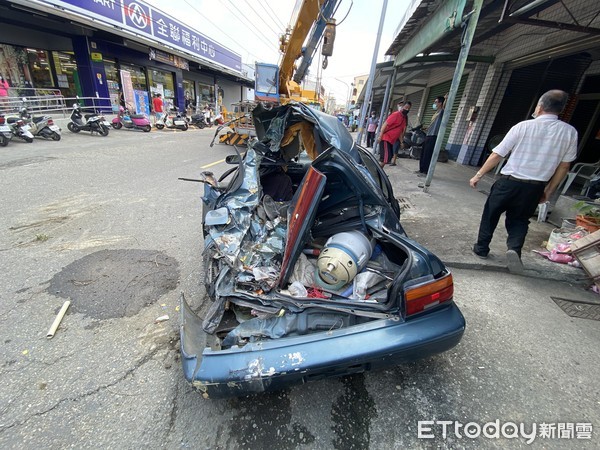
xmin=252 ymin=102 xmax=360 ymax=162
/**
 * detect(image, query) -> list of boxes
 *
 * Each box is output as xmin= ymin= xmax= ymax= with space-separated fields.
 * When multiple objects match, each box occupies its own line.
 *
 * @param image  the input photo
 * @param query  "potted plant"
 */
xmin=573 ymin=200 xmax=600 ymax=232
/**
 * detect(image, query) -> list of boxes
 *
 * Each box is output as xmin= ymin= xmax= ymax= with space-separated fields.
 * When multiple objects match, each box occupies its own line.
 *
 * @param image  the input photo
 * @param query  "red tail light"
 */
xmin=0 ymin=116 xmax=4 ymax=125
xmin=405 ymin=273 xmax=453 ymax=316
xmin=47 ymin=119 xmax=54 ymax=125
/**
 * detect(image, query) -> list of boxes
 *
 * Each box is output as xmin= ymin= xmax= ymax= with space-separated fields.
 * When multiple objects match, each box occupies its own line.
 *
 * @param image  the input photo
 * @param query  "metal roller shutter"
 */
xmin=405 ymin=91 xmax=423 ymax=128
xmin=487 ymin=53 xmax=592 ymax=149
xmin=421 ymin=76 xmax=469 ymax=149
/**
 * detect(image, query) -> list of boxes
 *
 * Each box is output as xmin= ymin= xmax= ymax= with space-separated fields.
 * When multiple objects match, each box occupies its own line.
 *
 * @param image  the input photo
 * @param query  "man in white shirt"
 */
xmin=469 ymin=90 xmax=578 ymax=273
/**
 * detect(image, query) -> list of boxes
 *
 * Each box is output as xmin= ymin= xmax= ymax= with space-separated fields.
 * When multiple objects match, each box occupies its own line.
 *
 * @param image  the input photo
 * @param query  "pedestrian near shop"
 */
xmin=366 ymin=112 xmax=378 ymax=148
xmin=469 ymin=90 xmax=577 ymax=274
xmin=0 ymin=75 xmax=10 ymax=112
xmin=417 ymin=95 xmax=445 ymax=176
xmin=376 ymin=102 xmax=409 ymax=168
xmin=390 ymin=102 xmax=412 ymax=166
xmin=152 ymin=93 xmax=164 ymax=125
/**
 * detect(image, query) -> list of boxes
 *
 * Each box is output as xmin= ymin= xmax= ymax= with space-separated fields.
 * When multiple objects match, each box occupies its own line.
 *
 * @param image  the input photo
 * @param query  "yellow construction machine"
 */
xmin=254 ymin=0 xmax=341 ymax=106
xmin=215 ymin=0 xmax=341 ymax=146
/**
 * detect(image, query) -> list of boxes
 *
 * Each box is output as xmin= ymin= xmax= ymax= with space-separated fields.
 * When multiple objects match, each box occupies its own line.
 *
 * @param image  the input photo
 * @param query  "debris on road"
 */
xmin=47 ymin=300 xmax=70 ymax=339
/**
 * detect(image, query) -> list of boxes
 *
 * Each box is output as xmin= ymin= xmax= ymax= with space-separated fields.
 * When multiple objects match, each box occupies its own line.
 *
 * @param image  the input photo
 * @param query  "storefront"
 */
xmin=0 ymin=0 xmax=252 ymax=115
xmin=0 ymin=43 xmax=81 ymax=97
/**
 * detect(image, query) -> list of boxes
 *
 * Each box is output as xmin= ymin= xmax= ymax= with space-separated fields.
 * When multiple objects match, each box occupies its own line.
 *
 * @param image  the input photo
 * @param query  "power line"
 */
xmin=243 ymin=0 xmax=283 ymax=39
xmin=257 ymin=0 xmax=287 ymax=30
xmin=180 ymin=0 xmax=267 ymax=63
xmin=222 ymin=0 xmax=280 ymax=53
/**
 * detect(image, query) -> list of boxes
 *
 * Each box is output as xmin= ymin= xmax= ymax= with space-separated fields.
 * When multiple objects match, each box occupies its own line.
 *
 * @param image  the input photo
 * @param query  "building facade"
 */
xmin=363 ymin=0 xmax=600 ymax=169
xmin=0 ymin=0 xmax=253 ymax=114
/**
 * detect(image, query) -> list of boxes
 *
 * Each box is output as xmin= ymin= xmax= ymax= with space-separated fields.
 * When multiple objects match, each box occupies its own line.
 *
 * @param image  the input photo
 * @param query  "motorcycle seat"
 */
xmin=6 ymin=117 xmax=19 ymax=124
xmin=130 ymin=114 xmax=146 ymax=119
xmin=32 ymin=116 xmax=45 ymax=123
xmin=84 ymin=114 xmax=96 ymax=119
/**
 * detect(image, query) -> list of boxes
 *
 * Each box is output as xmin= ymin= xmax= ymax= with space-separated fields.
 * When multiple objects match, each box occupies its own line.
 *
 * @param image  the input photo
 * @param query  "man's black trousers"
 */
xmin=367 ymin=131 xmax=375 ymax=148
xmin=474 ymin=177 xmax=545 ymax=257
xmin=419 ymin=135 xmax=436 ymax=174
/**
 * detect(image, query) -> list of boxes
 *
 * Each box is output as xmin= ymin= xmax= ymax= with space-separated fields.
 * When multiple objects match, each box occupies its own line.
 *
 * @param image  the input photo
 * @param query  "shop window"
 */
xmin=52 ymin=51 xmax=80 ymax=98
xmin=120 ymin=63 xmax=147 ymax=91
xmin=104 ymin=60 xmax=121 ymax=111
xmin=198 ymin=82 xmax=215 ymax=107
xmin=148 ymin=68 xmax=175 ymax=109
xmin=0 ymin=44 xmax=54 ymax=95
xmin=183 ymin=79 xmax=196 ymax=112
xmin=119 ymin=63 xmax=149 ymax=115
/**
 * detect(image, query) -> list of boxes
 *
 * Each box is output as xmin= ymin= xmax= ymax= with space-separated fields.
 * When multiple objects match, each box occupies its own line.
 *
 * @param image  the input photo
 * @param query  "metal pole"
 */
xmin=422 ymin=0 xmax=484 ymax=192
xmin=357 ymin=0 xmax=389 ymax=145
xmin=334 ymin=78 xmax=350 ymax=110
xmin=374 ymin=67 xmax=397 ymax=146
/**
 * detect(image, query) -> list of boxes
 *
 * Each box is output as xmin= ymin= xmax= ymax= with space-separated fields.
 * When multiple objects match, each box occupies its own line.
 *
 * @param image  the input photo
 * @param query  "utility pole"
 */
xmin=422 ymin=0 xmax=484 ymax=192
xmin=356 ymin=0 xmax=389 ymax=145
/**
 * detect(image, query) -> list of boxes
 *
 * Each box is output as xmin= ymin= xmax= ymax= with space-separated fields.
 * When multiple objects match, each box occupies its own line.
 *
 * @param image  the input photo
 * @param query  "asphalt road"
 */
xmin=0 ymin=124 xmax=599 ymax=449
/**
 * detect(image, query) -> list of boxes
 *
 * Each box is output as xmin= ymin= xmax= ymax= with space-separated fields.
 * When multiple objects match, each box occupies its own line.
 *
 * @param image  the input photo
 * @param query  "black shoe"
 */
xmin=506 ymin=250 xmax=524 ymax=274
xmin=472 ymin=249 xmax=488 ymax=259
xmin=390 ymin=163 xmax=397 ymax=166
xmin=417 ymin=173 xmax=426 ymax=178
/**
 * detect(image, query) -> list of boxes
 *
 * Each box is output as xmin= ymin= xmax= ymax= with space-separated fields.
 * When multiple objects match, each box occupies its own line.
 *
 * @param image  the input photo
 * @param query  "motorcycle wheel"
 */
xmin=410 ymin=147 xmax=422 ymax=160
xmin=99 ymin=125 xmax=110 ymax=136
xmin=51 ymin=132 xmax=61 ymax=141
xmin=67 ymin=122 xmax=80 ymax=133
xmin=181 ymin=123 xmax=188 ymax=131
xmin=0 ymin=135 xmax=7 ymax=147
xmin=112 ymin=122 xmax=122 ymax=130
xmin=24 ymin=137 xmax=34 ymax=143
xmin=142 ymin=125 xmax=151 ymax=132
xmin=156 ymin=124 xmax=164 ymax=130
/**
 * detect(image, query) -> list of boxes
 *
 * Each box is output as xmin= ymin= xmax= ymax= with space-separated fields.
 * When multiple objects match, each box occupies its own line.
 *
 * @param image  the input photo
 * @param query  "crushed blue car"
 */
xmin=180 ymin=102 xmax=465 ymax=399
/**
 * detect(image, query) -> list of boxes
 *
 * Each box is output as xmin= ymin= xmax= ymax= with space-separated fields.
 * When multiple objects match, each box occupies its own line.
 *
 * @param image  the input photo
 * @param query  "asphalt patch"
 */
xmin=552 ymin=297 xmax=600 ymax=321
xmin=48 ymin=249 xmax=179 ymax=320
xmin=0 ymin=156 xmax=57 ymax=170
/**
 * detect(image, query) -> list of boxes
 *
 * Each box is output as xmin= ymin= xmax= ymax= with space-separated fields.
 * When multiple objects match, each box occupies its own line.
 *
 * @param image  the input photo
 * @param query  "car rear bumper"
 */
xmin=180 ymin=297 xmax=465 ymax=399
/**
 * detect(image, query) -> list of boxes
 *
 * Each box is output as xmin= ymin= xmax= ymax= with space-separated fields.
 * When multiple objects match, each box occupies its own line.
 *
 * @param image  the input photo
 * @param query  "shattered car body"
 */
xmin=181 ymin=102 xmax=465 ymax=398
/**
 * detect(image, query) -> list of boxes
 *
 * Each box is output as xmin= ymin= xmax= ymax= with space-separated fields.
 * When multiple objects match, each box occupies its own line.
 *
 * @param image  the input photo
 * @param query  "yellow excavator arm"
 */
xmin=255 ymin=0 xmax=340 ymax=104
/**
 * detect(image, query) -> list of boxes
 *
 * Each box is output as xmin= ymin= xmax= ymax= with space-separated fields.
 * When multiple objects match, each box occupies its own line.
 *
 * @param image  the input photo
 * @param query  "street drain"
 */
xmin=48 ymin=249 xmax=180 ymax=320
xmin=552 ymin=297 xmax=600 ymax=321
xmin=397 ymin=197 xmax=411 ymax=211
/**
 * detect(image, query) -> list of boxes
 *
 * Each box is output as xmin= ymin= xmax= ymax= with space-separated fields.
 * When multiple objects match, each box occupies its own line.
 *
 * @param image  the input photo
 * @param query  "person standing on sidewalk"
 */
xmin=152 ymin=93 xmax=164 ymax=125
xmin=366 ymin=112 xmax=378 ymax=148
xmin=418 ymin=96 xmax=445 ymax=176
xmin=0 ymin=75 xmax=10 ymax=112
xmin=376 ymin=102 xmax=409 ymax=168
xmin=469 ymin=89 xmax=578 ymax=273
xmin=390 ymin=102 xmax=412 ymax=166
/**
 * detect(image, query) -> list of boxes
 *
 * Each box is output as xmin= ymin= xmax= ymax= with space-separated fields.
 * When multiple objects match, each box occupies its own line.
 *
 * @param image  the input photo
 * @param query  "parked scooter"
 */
xmin=400 ymin=124 xmax=426 ymax=159
xmin=111 ymin=106 xmax=151 ymax=132
xmin=0 ymin=115 xmax=13 ymax=147
xmin=5 ymin=114 xmax=34 ymax=143
xmin=155 ymin=107 xmax=188 ymax=131
xmin=67 ymin=103 xmax=110 ymax=136
xmin=211 ymin=113 xmax=224 ymax=126
xmin=187 ymin=112 xmax=207 ymax=129
xmin=19 ymin=106 xmax=61 ymax=141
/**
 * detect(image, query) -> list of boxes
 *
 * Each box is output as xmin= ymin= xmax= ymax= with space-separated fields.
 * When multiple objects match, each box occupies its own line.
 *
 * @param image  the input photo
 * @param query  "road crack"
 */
xmin=0 ymin=347 xmax=161 ymax=434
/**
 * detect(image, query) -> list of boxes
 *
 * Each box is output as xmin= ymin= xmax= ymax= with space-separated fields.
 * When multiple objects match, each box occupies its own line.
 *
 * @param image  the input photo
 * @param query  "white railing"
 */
xmin=1 ymin=94 xmax=113 ymax=118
